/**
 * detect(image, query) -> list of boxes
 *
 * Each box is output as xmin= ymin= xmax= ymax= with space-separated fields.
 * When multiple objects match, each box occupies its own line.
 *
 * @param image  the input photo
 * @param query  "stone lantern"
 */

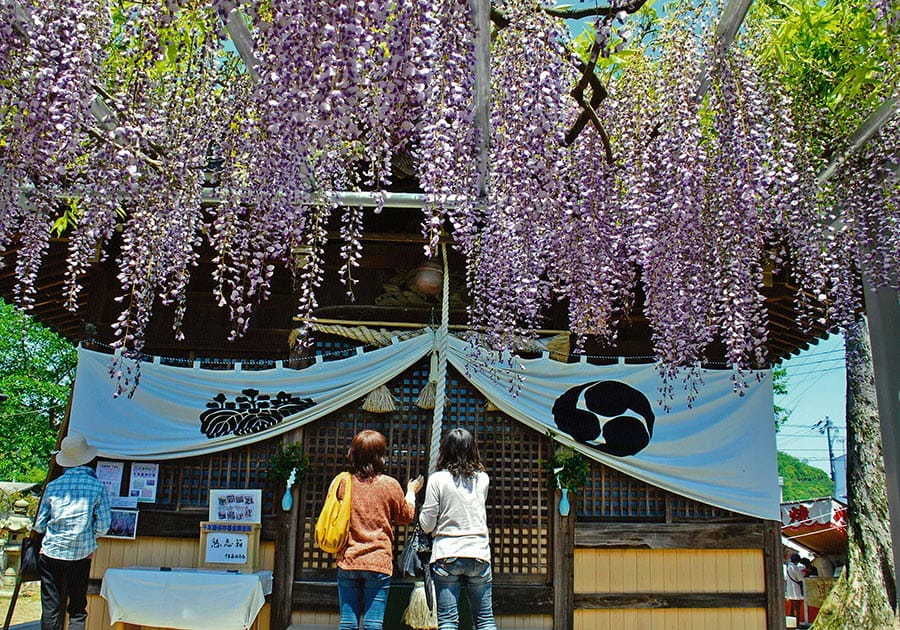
xmin=0 ymin=499 xmax=34 ymax=596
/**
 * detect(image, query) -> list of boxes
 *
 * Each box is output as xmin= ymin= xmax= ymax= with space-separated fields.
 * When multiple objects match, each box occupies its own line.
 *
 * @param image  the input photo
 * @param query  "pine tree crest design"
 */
xmin=200 ymin=389 xmax=315 ymax=438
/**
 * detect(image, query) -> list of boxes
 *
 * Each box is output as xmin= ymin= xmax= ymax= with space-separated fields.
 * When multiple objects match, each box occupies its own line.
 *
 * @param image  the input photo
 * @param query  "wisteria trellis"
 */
xmin=0 ymin=0 xmax=897 ymax=378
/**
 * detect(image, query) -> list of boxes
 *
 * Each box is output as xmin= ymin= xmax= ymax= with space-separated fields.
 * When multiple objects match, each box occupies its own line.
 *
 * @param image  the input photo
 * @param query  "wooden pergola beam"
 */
xmin=472 ymin=0 xmax=491 ymax=198
xmin=695 ymin=0 xmax=755 ymax=99
xmin=0 ymin=262 xmax=69 ymax=282
xmin=199 ymin=188 xmax=467 ymax=209
xmin=31 ymin=301 xmax=84 ymax=317
xmin=819 ymin=97 xmax=898 ymax=188
xmin=221 ymin=5 xmax=260 ymax=82
xmin=766 ymin=339 xmax=796 ymax=361
xmin=39 ymin=311 xmax=79 ymax=324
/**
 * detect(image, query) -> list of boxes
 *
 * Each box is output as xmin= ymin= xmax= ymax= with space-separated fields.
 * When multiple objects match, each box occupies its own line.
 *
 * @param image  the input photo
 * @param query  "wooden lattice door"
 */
xmin=295 ymin=354 xmax=433 ymax=579
xmin=294 ymin=339 xmax=552 ymax=584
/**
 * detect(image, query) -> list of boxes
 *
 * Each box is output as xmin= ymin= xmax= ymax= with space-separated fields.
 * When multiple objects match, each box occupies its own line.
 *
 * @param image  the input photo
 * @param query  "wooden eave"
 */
xmin=0 ymin=227 xmax=835 ymax=365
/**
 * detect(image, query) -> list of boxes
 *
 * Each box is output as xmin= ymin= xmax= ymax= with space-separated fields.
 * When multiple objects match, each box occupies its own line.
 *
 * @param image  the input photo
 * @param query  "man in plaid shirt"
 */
xmin=33 ymin=434 xmax=111 ymax=630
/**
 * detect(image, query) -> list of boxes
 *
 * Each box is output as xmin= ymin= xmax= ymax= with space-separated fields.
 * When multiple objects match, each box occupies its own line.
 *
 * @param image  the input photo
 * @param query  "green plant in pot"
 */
xmin=543 ymin=444 xmax=588 ymax=517
xmin=268 ymin=444 xmax=310 ymax=512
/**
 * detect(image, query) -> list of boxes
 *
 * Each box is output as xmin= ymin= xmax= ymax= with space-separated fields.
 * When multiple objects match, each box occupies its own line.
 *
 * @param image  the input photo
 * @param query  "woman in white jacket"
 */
xmin=419 ymin=428 xmax=497 ymax=630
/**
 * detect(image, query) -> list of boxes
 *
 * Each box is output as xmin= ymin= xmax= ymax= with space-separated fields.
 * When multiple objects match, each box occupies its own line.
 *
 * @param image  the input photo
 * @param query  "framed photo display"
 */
xmin=102 ymin=509 xmax=139 ymax=539
xmin=208 ymin=489 xmax=262 ymax=524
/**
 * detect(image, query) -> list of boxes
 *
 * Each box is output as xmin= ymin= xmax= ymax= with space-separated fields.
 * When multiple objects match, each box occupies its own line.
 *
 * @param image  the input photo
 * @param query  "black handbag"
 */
xmin=399 ymin=523 xmax=436 ymax=610
xmin=398 ymin=523 xmax=432 ymax=578
xmin=19 ymin=535 xmax=41 ymax=582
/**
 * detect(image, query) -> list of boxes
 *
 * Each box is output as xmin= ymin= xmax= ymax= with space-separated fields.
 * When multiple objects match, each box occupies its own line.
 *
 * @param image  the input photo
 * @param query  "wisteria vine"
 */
xmin=0 ymin=0 xmax=897 ymax=391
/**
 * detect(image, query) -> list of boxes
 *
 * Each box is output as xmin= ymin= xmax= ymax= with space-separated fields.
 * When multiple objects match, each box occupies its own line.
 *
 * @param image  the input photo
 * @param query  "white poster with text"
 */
xmin=96 ymin=461 xmax=124 ymax=498
xmin=128 ymin=462 xmax=159 ymax=503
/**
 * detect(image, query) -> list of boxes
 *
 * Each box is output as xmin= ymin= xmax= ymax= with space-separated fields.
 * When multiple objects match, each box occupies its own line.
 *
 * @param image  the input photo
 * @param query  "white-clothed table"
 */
xmin=100 ymin=567 xmax=271 ymax=630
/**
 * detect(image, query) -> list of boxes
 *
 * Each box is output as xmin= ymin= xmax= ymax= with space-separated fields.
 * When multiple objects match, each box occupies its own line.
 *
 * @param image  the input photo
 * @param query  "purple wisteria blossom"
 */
xmin=0 ymin=0 xmax=896 ymax=384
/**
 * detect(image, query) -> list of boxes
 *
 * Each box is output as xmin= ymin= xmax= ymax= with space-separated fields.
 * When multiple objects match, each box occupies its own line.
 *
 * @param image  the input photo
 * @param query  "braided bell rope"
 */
xmin=427 ymin=243 xmax=450 ymax=474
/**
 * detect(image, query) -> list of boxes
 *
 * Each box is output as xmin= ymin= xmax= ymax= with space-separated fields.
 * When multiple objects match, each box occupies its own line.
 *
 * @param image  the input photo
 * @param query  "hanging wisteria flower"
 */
xmin=0 ymin=0 xmax=897 ymax=393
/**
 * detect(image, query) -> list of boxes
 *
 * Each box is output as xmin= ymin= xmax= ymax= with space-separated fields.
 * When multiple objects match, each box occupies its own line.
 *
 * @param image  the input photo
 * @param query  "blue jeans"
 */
xmin=337 ymin=569 xmax=392 ymax=630
xmin=431 ymin=558 xmax=497 ymax=630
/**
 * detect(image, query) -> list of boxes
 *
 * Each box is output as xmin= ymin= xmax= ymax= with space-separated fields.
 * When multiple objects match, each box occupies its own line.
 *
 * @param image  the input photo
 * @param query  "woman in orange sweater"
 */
xmin=335 ymin=430 xmax=423 ymax=630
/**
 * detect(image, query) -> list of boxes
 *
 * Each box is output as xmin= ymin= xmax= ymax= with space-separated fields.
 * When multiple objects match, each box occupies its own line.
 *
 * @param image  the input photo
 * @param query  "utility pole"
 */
xmin=815 ymin=416 xmax=838 ymax=486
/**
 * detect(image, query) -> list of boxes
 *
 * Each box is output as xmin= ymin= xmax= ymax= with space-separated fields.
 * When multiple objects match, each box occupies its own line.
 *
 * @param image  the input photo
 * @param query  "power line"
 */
xmin=785 ymin=372 xmax=832 ymax=415
xmin=784 ymin=358 xmax=846 ymax=369
xmin=785 ymin=349 xmax=845 ymax=361
xmin=784 ymin=366 xmax=846 ymax=378
xmin=784 ymin=361 xmax=845 ymax=372
xmin=786 ymin=348 xmax=845 ymax=359
xmin=783 ymin=448 xmax=844 ymax=452
xmin=780 ymin=421 xmax=845 ymax=430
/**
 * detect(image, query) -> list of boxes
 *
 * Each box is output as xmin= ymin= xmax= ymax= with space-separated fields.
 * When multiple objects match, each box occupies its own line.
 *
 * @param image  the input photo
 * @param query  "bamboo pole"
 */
xmin=199 ymin=189 xmax=466 ymax=209
xmin=694 ymin=0 xmax=755 ymax=98
xmin=293 ymin=316 xmax=570 ymax=336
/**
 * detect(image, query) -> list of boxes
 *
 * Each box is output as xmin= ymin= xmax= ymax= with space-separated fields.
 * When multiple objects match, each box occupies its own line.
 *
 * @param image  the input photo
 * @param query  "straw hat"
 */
xmin=55 ymin=434 xmax=98 ymax=468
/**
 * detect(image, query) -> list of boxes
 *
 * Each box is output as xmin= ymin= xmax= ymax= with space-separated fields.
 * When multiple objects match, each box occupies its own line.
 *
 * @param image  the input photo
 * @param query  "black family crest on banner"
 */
xmin=200 ymin=389 xmax=315 ymax=438
xmin=551 ymin=381 xmax=656 ymax=456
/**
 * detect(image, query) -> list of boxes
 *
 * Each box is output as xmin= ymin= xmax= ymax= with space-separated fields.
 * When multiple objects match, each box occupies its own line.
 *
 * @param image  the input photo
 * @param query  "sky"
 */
xmin=775 ymin=333 xmax=847 ymax=477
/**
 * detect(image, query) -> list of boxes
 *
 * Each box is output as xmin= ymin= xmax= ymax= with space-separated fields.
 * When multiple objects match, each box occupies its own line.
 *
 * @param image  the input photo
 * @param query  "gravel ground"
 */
xmin=1 ymin=586 xmax=42 ymax=626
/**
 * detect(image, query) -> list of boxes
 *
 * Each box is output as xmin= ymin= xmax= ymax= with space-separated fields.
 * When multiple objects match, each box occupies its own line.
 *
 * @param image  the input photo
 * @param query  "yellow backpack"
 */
xmin=315 ymin=472 xmax=352 ymax=554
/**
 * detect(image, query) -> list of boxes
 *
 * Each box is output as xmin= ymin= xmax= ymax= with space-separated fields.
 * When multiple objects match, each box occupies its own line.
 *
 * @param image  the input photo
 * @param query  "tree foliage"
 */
xmin=748 ymin=0 xmax=898 ymax=157
xmin=778 ymin=450 xmax=834 ymax=501
xmin=0 ymin=299 xmax=76 ymax=482
xmin=773 ymin=366 xmax=791 ymax=429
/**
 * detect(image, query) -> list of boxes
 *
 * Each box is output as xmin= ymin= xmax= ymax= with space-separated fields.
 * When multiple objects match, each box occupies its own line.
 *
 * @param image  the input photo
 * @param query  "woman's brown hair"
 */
xmin=437 ymin=428 xmax=484 ymax=478
xmin=348 ymin=430 xmax=387 ymax=479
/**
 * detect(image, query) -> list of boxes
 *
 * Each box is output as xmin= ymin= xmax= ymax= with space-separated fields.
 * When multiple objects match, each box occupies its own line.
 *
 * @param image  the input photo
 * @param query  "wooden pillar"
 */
xmin=763 ymin=520 xmax=786 ymax=630
xmin=552 ymin=490 xmax=575 ymax=630
xmin=470 ymin=0 xmax=491 ymax=197
xmin=271 ymin=429 xmax=303 ymax=630
xmin=863 ymin=281 xmax=900 ymax=582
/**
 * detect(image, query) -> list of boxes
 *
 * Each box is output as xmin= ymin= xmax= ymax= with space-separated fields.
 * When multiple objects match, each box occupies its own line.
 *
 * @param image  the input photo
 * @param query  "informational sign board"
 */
xmin=198 ymin=522 xmax=261 ymax=573
xmin=128 ymin=462 xmax=159 ymax=503
xmin=204 ymin=533 xmax=250 ymax=564
xmin=96 ymin=461 xmax=124 ymax=498
xmin=208 ymin=489 xmax=262 ymax=523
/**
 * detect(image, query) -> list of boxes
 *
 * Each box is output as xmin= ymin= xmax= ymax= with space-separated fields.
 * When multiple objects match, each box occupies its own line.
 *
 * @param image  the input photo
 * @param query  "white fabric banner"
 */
xmin=69 ymin=332 xmax=433 ymax=459
xmin=69 ymin=331 xmax=778 ymax=520
xmin=447 ymin=337 xmax=779 ymax=520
